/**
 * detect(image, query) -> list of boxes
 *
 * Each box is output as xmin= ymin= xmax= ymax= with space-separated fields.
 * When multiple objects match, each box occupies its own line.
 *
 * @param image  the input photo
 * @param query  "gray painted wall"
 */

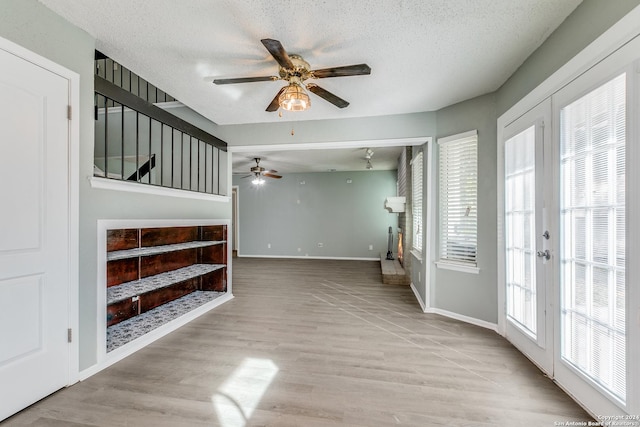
xmin=0 ymin=0 xmax=232 ymax=371
xmin=431 ymin=94 xmax=498 ymax=322
xmin=497 ymin=0 xmax=640 ymax=115
xmin=169 ymin=100 xmax=436 ymax=147
xmin=234 ymin=171 xmax=398 ymax=259
xmin=217 ymin=111 xmax=437 ymax=146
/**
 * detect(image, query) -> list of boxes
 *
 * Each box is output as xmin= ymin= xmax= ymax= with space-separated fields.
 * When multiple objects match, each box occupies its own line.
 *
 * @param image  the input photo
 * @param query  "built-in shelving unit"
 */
xmin=103 ymin=222 xmax=230 ymax=353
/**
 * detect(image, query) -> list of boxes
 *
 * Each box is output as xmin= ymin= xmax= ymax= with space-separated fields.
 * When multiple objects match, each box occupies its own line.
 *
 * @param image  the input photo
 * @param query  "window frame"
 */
xmin=411 ymin=151 xmax=424 ymax=256
xmin=436 ymin=130 xmax=479 ymax=274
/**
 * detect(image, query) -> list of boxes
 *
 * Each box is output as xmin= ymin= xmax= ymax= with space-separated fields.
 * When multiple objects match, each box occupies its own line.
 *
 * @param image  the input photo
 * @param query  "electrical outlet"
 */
xmin=297 ymin=247 xmax=301 ymax=252
xmin=267 ymin=243 xmax=271 ymax=249
xmin=317 ymin=242 xmax=323 ymax=248
xmin=368 ymin=244 xmax=373 ymax=251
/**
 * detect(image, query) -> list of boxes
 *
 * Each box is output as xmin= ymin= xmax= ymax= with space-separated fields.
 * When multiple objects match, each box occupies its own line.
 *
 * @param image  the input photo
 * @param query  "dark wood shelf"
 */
xmin=105 ymin=224 xmax=228 ymax=344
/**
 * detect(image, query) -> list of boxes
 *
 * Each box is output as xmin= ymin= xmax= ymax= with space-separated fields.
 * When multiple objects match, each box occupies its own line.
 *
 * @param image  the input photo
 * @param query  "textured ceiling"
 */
xmin=39 ymin=0 xmax=581 ymax=127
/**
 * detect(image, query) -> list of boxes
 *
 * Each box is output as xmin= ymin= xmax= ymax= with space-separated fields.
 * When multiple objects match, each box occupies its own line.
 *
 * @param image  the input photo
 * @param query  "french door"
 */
xmin=552 ymin=51 xmax=633 ymax=415
xmin=501 ymin=35 xmax=639 ymax=415
xmin=502 ymin=99 xmax=553 ymax=373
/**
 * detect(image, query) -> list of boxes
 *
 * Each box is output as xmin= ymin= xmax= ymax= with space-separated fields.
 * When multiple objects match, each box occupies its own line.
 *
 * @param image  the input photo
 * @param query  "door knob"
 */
xmin=537 ymin=249 xmax=551 ymax=260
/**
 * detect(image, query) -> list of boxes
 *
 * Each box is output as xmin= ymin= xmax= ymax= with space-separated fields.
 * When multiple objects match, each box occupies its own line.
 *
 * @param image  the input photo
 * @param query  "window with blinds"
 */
xmin=560 ymin=73 xmax=626 ymax=401
xmin=412 ymin=151 xmax=423 ymax=252
xmin=438 ymin=131 xmax=478 ymax=265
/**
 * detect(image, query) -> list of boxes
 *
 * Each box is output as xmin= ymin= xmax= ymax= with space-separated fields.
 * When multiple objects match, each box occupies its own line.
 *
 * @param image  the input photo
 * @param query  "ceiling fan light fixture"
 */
xmin=252 ymin=177 xmax=265 ymax=185
xmin=279 ymin=83 xmax=310 ymax=111
xmin=365 ymin=148 xmax=374 ymax=159
xmin=366 ymin=159 xmax=373 ymax=170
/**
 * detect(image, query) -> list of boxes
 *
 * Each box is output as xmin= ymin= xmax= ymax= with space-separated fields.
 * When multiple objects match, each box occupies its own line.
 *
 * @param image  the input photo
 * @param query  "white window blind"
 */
xmin=560 ymin=73 xmax=626 ymax=401
xmin=412 ymin=152 xmax=423 ymax=252
xmin=504 ymin=125 xmax=537 ymax=335
xmin=438 ymin=131 xmax=478 ymax=265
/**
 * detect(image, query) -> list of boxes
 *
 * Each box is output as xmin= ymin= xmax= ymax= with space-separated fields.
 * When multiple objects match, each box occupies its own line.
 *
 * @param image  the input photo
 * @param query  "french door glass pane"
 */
xmin=505 ymin=125 xmax=537 ymax=335
xmin=560 ymin=73 xmax=626 ymax=401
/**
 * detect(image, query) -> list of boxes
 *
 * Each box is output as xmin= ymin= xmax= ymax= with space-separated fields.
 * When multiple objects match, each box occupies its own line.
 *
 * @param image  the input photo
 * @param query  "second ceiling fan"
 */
xmin=213 ymin=39 xmax=371 ymax=112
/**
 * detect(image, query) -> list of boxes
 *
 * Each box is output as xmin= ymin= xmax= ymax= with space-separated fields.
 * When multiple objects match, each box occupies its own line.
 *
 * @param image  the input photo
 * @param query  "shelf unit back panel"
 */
xmin=199 ymin=244 xmax=226 ymax=265
xmin=140 ymin=248 xmax=197 ymax=278
xmin=107 ymin=229 xmax=139 ymax=252
xmin=201 ymin=225 xmax=226 ymax=241
xmin=138 ymin=277 xmax=200 ymax=313
xmin=201 ymin=269 xmax=226 ymax=292
xmin=107 ymin=258 xmax=139 ymax=287
xmin=141 ymin=226 xmax=198 ymax=247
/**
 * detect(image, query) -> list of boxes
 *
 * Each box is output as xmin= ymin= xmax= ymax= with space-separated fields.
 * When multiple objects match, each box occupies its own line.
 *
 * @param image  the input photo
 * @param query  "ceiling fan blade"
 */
xmin=261 ymin=39 xmax=294 ymax=69
xmin=213 ymin=76 xmax=275 ymax=85
xmin=266 ymin=86 xmax=286 ymax=112
xmin=307 ymin=84 xmax=349 ymax=108
xmin=264 ymin=172 xmax=282 ymax=179
xmin=312 ymin=64 xmax=371 ymax=78
xmin=239 ymin=174 xmax=253 ymax=179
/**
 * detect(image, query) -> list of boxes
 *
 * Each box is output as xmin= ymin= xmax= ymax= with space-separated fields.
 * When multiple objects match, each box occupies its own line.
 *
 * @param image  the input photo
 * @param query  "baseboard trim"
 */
xmin=237 ymin=254 xmax=380 ymax=261
xmin=425 ymin=307 xmax=498 ymax=332
xmin=410 ymin=282 xmax=427 ymax=312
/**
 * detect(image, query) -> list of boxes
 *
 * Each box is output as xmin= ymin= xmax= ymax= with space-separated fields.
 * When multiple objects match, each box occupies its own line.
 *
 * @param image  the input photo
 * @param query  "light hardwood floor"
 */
xmin=3 ymin=258 xmax=591 ymax=426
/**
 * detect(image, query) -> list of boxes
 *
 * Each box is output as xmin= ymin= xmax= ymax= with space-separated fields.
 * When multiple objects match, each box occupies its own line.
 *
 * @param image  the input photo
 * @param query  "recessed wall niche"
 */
xmin=98 ymin=220 xmax=231 ymax=357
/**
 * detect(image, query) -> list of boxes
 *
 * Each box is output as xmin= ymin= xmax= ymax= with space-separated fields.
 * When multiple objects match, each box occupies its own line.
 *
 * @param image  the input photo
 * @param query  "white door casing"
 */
xmin=0 ymin=38 xmax=79 ymax=421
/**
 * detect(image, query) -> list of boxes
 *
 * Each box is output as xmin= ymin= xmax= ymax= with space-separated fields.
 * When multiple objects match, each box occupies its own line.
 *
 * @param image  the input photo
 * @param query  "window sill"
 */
xmin=435 ymin=260 xmax=480 ymax=274
xmin=410 ymin=249 xmax=423 ymax=263
xmin=90 ymin=177 xmax=230 ymax=202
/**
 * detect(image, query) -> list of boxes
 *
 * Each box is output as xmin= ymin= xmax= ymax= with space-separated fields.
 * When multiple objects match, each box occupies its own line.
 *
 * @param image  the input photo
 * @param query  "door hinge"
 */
xmin=67 ymin=105 xmax=72 ymax=120
xmin=67 ymin=328 xmax=72 ymax=343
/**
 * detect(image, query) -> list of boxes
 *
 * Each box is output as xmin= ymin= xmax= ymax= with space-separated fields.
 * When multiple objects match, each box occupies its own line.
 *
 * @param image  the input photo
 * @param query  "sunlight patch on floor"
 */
xmin=212 ymin=357 xmax=279 ymax=427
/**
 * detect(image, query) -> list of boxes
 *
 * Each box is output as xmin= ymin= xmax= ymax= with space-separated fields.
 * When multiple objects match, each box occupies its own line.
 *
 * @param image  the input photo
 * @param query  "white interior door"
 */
xmin=0 ymin=45 xmax=72 ymax=420
xmin=502 ymin=99 xmax=554 ymax=374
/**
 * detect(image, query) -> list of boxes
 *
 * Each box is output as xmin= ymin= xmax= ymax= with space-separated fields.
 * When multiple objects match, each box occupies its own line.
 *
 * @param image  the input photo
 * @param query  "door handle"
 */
xmin=537 ymin=249 xmax=551 ymax=260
